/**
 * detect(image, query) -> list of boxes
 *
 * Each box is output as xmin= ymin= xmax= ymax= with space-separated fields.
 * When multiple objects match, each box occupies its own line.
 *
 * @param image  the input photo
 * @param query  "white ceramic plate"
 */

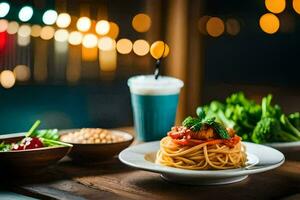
xmin=265 ymin=141 xmax=300 ymax=152
xmin=119 ymin=141 xmax=285 ymax=185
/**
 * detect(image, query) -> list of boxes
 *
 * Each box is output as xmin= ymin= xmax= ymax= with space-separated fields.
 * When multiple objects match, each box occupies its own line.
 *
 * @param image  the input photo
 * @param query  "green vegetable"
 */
xmin=288 ymin=112 xmax=300 ymax=130
xmin=182 ymin=110 xmax=230 ymax=139
xmin=280 ymin=114 xmax=300 ymax=138
xmin=0 ymin=142 xmax=11 ymax=152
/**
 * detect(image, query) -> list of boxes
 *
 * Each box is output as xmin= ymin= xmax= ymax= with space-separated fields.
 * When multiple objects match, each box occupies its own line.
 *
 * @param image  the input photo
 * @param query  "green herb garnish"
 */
xmin=182 ymin=110 xmax=230 ymax=139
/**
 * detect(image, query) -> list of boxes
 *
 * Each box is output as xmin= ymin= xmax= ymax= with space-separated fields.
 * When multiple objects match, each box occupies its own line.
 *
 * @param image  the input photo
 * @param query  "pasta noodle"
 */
xmin=156 ymin=136 xmax=247 ymax=170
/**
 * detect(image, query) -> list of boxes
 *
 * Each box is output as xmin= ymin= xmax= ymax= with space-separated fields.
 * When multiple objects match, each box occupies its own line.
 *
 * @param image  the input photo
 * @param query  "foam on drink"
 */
xmin=128 ymin=75 xmax=183 ymax=95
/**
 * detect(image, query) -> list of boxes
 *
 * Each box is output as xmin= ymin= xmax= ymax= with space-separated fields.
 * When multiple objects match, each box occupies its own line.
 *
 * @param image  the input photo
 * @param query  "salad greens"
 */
xmin=182 ymin=108 xmax=230 ymax=139
xmin=0 ymin=120 xmax=70 ymax=152
xmin=200 ymin=92 xmax=300 ymax=143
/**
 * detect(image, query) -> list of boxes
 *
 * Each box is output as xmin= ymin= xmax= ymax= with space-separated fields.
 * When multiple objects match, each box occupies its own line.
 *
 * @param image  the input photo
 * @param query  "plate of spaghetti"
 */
xmin=119 ymin=109 xmax=285 ymax=185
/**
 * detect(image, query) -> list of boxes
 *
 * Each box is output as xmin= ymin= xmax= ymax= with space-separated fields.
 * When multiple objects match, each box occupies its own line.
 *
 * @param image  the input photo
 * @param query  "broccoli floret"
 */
xmin=252 ymin=117 xmax=299 ymax=143
xmin=280 ymin=114 xmax=300 ymax=138
xmin=288 ymin=112 xmax=300 ymax=130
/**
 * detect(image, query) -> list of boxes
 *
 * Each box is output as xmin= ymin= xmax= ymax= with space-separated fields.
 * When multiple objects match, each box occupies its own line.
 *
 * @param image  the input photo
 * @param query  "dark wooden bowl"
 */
xmin=60 ymin=129 xmax=134 ymax=162
xmin=0 ymin=133 xmax=72 ymax=175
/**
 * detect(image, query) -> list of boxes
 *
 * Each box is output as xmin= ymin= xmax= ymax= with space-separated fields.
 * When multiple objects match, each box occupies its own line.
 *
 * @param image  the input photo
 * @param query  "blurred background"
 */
xmin=0 ymin=0 xmax=299 ymax=133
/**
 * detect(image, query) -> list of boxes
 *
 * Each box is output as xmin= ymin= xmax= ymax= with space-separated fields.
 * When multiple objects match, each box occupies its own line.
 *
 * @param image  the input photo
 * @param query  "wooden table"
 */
xmin=7 ymin=128 xmax=300 ymax=200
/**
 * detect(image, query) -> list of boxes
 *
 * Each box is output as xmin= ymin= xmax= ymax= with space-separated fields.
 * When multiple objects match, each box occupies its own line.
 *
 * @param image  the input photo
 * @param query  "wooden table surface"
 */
xmin=7 ymin=127 xmax=300 ymax=200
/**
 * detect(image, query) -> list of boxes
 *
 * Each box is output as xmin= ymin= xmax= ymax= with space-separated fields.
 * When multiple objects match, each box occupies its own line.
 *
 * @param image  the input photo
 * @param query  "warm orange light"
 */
xmin=13 ymin=65 xmax=30 ymax=81
xmin=132 ymin=13 xmax=151 ymax=32
xmin=95 ymin=20 xmax=110 ymax=35
xmin=68 ymin=31 xmax=83 ymax=45
xmin=133 ymin=40 xmax=149 ymax=56
xmin=293 ymin=0 xmax=300 ymax=14
xmin=116 ymin=38 xmax=132 ymax=54
xmin=7 ymin=21 xmax=19 ymax=35
xmin=105 ymin=22 xmax=119 ymax=39
xmin=0 ymin=19 xmax=8 ymax=32
xmin=206 ymin=17 xmax=224 ymax=37
xmin=226 ymin=18 xmax=240 ymax=36
xmin=82 ymin=34 xmax=98 ymax=48
xmin=76 ymin=17 xmax=91 ymax=32
xmin=98 ymin=37 xmax=116 ymax=51
xmin=259 ymin=13 xmax=280 ymax=34
xmin=31 ymin=25 xmax=42 ymax=37
xmin=0 ymin=70 xmax=15 ymax=88
xmin=56 ymin=13 xmax=71 ymax=28
xmin=198 ymin=16 xmax=210 ymax=35
xmin=18 ymin=24 xmax=31 ymax=37
xmin=150 ymin=41 xmax=169 ymax=59
xmin=265 ymin=0 xmax=285 ymax=14
xmin=40 ymin=26 xmax=55 ymax=40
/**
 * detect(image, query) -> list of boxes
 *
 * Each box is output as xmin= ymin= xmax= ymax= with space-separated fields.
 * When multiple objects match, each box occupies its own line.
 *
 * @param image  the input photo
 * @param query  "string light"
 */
xmin=0 ymin=2 xmax=10 ymax=18
xmin=68 ymin=31 xmax=83 ymax=45
xmin=18 ymin=24 xmax=31 ymax=37
xmin=98 ymin=37 xmax=116 ymax=51
xmin=76 ymin=17 xmax=91 ymax=32
xmin=54 ymin=29 xmax=69 ymax=42
xmin=226 ymin=18 xmax=240 ymax=36
xmin=82 ymin=34 xmax=98 ymax=48
xmin=293 ymin=0 xmax=300 ymax=14
xmin=0 ymin=70 xmax=15 ymax=89
xmin=116 ymin=38 xmax=132 ymax=54
xmin=18 ymin=6 xmax=33 ymax=22
xmin=31 ymin=25 xmax=42 ymax=37
xmin=265 ymin=0 xmax=285 ymax=14
xmin=105 ymin=22 xmax=119 ymax=39
xmin=206 ymin=17 xmax=224 ymax=37
xmin=0 ymin=19 xmax=8 ymax=32
xmin=40 ymin=26 xmax=55 ymax=40
xmin=13 ymin=65 xmax=30 ymax=81
xmin=56 ymin=13 xmax=71 ymax=28
xmin=132 ymin=13 xmax=151 ymax=32
xmin=42 ymin=10 xmax=58 ymax=25
xmin=17 ymin=34 xmax=30 ymax=46
xmin=95 ymin=20 xmax=110 ymax=35
xmin=133 ymin=40 xmax=149 ymax=56
xmin=7 ymin=21 xmax=19 ymax=35
xmin=198 ymin=16 xmax=210 ymax=35
xmin=150 ymin=41 xmax=169 ymax=59
xmin=259 ymin=13 xmax=280 ymax=34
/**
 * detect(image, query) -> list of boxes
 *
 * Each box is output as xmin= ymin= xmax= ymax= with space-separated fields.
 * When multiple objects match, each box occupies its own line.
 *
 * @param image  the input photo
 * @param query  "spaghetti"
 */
xmin=156 ymin=126 xmax=247 ymax=170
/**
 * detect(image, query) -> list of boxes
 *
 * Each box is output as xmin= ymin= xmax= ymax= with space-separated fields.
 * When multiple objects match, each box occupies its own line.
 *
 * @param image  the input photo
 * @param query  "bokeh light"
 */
xmin=54 ymin=29 xmax=69 ymax=42
xmin=13 ymin=65 xmax=30 ymax=81
xmin=56 ymin=13 xmax=71 ymax=28
xmin=133 ymin=40 xmax=149 ymax=56
xmin=18 ymin=6 xmax=33 ymax=22
xmin=77 ymin=17 xmax=91 ymax=32
xmin=82 ymin=34 xmax=98 ymax=48
xmin=206 ymin=17 xmax=224 ymax=37
xmin=150 ymin=41 xmax=169 ymax=59
xmin=40 ymin=26 xmax=55 ymax=40
xmin=31 ymin=25 xmax=42 ymax=37
xmin=0 ymin=2 xmax=10 ymax=18
xmin=98 ymin=37 xmax=116 ymax=51
xmin=17 ymin=24 xmax=31 ymax=37
xmin=116 ymin=38 xmax=132 ymax=54
xmin=95 ymin=20 xmax=110 ymax=35
xmin=293 ymin=0 xmax=300 ymax=14
xmin=68 ymin=31 xmax=83 ymax=45
xmin=105 ymin=22 xmax=119 ymax=39
xmin=259 ymin=13 xmax=280 ymax=34
xmin=226 ymin=18 xmax=240 ymax=36
xmin=42 ymin=10 xmax=58 ymax=25
xmin=7 ymin=21 xmax=19 ymax=35
xmin=0 ymin=19 xmax=8 ymax=32
xmin=265 ymin=0 xmax=285 ymax=14
xmin=17 ymin=34 xmax=30 ymax=46
xmin=198 ymin=16 xmax=210 ymax=35
xmin=132 ymin=13 xmax=151 ymax=32
xmin=0 ymin=70 xmax=15 ymax=89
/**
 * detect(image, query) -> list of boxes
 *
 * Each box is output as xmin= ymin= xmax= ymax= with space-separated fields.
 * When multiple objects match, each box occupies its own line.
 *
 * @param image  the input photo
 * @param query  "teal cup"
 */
xmin=128 ymin=75 xmax=184 ymax=141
